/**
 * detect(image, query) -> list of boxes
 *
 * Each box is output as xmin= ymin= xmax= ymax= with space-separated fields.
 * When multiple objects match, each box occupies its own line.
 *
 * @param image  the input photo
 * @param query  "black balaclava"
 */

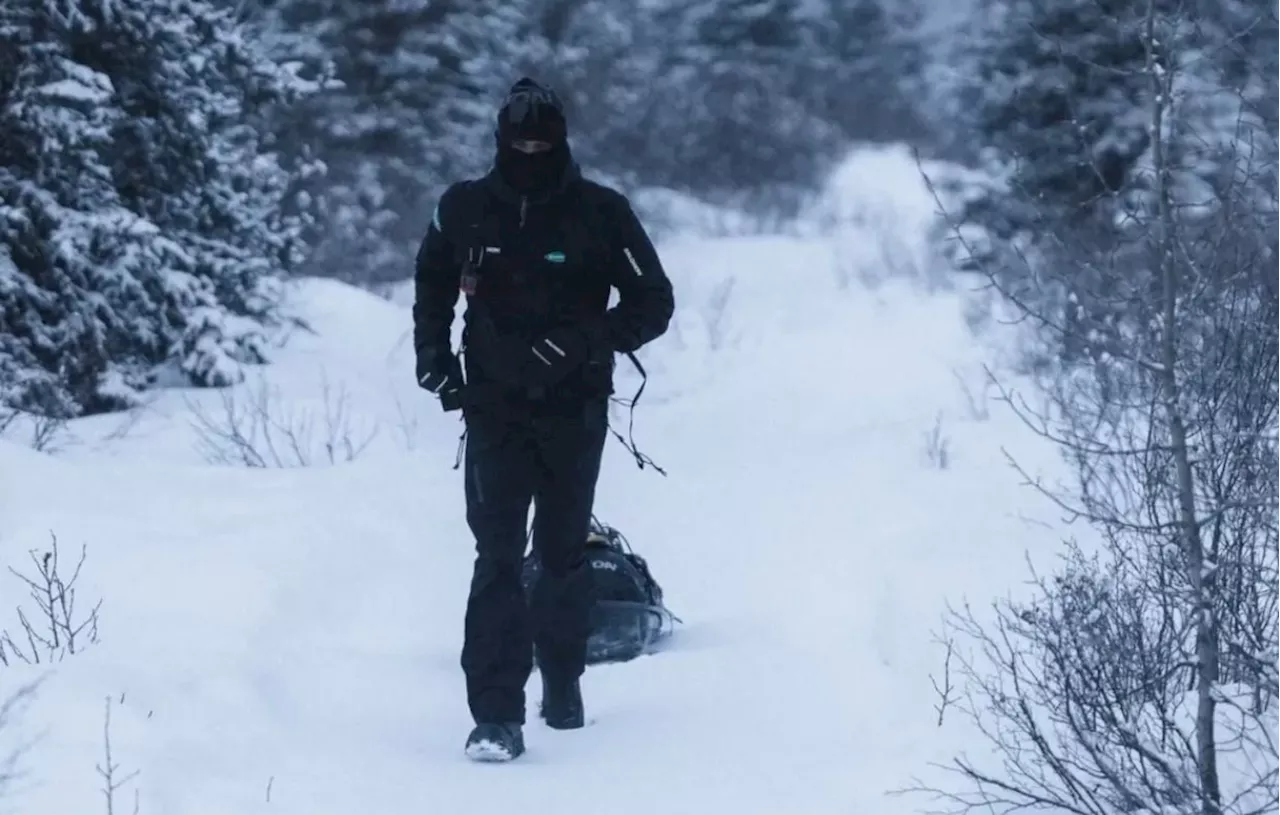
xmin=494 ymin=77 xmax=570 ymax=195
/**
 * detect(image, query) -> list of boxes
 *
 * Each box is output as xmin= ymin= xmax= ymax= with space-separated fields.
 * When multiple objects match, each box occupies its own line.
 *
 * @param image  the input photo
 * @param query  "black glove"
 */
xmin=416 ymin=346 xmax=463 ymax=397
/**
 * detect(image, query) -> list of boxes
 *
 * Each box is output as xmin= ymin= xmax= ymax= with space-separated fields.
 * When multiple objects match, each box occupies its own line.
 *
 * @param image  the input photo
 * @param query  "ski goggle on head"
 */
xmin=510 ymin=139 xmax=553 ymax=154
xmin=502 ymin=85 xmax=564 ymax=128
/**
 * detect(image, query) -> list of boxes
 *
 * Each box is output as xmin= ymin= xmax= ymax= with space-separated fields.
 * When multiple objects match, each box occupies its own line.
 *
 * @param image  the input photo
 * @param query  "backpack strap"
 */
xmin=569 ymin=184 xmax=665 ymax=475
xmin=443 ymin=180 xmax=500 ymax=277
xmin=608 ymin=351 xmax=663 ymax=474
xmin=440 ymin=180 xmax=507 ymax=369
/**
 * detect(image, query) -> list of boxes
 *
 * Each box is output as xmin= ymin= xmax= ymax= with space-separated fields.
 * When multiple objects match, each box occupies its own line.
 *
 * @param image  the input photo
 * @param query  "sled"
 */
xmin=521 ymin=517 xmax=678 ymax=666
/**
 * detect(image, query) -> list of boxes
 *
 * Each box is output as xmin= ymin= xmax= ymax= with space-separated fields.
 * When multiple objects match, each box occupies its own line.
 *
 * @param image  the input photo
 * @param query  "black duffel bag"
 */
xmin=521 ymin=517 xmax=678 ymax=665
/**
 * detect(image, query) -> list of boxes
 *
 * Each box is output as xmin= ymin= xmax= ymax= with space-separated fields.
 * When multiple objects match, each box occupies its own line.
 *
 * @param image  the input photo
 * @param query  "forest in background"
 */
xmin=234 ymin=0 xmax=935 ymax=285
xmin=0 ymin=0 xmax=934 ymax=416
xmin=1 ymin=0 xmax=1275 ymax=418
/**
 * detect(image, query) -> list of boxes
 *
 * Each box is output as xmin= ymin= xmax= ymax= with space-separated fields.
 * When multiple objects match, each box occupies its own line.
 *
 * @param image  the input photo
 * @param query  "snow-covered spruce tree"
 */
xmin=804 ymin=0 xmax=930 ymax=146
xmin=429 ymin=1 xmax=548 ymax=175
xmin=914 ymin=3 xmax=1278 ymax=814
xmin=0 ymin=0 xmax=317 ymax=417
xmin=516 ymin=0 xmax=655 ymax=188
xmin=934 ymin=0 xmax=1277 ymax=369
xmin=515 ymin=0 xmax=922 ymax=206
xmin=635 ymin=0 xmax=844 ymax=202
xmin=247 ymin=0 xmax=542 ymax=285
xmin=927 ymin=0 xmax=1153 ymax=369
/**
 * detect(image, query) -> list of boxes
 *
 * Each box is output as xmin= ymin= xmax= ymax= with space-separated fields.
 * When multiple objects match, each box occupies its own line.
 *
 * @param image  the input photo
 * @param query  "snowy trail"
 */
xmin=0 ymin=149 xmax=1067 ymax=814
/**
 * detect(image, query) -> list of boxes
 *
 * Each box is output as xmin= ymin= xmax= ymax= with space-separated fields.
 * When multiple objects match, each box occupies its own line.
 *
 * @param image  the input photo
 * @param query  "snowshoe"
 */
xmin=464 ymin=722 xmax=525 ymax=762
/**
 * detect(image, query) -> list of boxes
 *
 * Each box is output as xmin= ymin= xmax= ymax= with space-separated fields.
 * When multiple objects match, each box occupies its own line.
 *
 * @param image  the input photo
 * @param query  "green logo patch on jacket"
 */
xmin=544 ymin=251 xmax=566 ymax=263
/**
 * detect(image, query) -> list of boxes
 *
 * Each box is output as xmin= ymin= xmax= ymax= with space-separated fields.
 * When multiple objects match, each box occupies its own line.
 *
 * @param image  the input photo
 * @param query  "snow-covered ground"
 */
xmin=1 ymin=146 xmax=1070 ymax=814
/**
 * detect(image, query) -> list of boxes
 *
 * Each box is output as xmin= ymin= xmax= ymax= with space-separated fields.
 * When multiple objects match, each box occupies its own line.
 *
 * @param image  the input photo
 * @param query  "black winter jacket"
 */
xmin=413 ymin=162 xmax=674 ymax=404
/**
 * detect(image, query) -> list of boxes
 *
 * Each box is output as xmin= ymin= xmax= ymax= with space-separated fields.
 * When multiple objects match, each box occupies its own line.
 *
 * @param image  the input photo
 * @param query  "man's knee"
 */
xmin=465 ymin=463 xmax=531 ymax=560
xmin=531 ymin=501 xmax=591 ymax=575
xmin=468 ymin=551 xmax=526 ymax=600
xmin=536 ymin=536 xmax=587 ymax=575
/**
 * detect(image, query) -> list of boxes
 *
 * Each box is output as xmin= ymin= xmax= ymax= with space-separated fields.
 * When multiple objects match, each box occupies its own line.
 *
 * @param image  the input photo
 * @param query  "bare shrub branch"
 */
xmin=908 ymin=2 xmax=1278 ymax=813
xmin=923 ymin=412 xmax=953 ymax=470
xmin=952 ymin=367 xmax=993 ymax=423
xmin=704 ymin=277 xmax=735 ymax=351
xmin=185 ymin=370 xmax=379 ymax=468
xmin=932 ymin=636 xmax=957 ymax=727
xmin=387 ymin=383 xmax=420 ymax=452
xmin=0 ymin=679 xmax=41 ymax=800
xmin=97 ymin=695 xmax=140 ymax=815
xmin=0 ymin=407 xmax=71 ymax=453
xmin=0 ymin=533 xmax=102 ymax=667
xmin=97 ymin=396 xmax=159 ymax=446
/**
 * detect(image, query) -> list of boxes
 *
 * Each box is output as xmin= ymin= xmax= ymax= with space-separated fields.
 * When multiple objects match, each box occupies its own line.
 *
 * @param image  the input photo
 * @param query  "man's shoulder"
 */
xmin=439 ymin=177 xmax=487 ymax=210
xmin=433 ymin=177 xmax=490 ymax=232
xmin=574 ymin=174 xmax=632 ymax=213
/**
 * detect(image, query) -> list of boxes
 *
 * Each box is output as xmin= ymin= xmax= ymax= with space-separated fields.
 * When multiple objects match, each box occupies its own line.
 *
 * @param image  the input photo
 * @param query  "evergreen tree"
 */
xmin=250 ymin=0 xmax=541 ymax=284
xmin=428 ymin=0 xmax=546 ymax=177
xmin=937 ymin=0 xmax=1277 ymax=366
xmin=806 ymin=0 xmax=930 ymax=145
xmin=951 ymin=0 xmax=1274 ymax=245
xmin=520 ymin=0 xmax=658 ymax=186
xmin=638 ymin=0 xmax=843 ymax=196
xmin=969 ymin=0 xmax=1153 ymax=234
xmin=0 ymin=0 xmax=316 ymax=417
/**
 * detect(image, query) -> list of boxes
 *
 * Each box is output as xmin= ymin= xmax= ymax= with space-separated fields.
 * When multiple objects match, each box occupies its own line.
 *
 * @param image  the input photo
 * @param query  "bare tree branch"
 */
xmin=1 ymin=533 xmax=102 ymax=667
xmin=0 ymin=678 xmax=42 ymax=801
xmin=185 ymin=371 xmax=379 ymax=468
xmin=905 ymin=2 xmax=1278 ymax=813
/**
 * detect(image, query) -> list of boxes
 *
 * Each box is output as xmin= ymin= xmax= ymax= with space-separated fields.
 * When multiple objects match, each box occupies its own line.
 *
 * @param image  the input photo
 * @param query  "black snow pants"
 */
xmin=460 ymin=395 xmax=609 ymax=725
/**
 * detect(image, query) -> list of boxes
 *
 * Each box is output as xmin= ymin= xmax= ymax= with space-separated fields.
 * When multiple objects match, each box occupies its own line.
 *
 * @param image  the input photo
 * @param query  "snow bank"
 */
xmin=627 ymin=185 xmax=763 ymax=240
xmin=791 ymin=142 xmax=972 ymax=292
xmin=43 ymin=277 xmax=426 ymax=467
xmin=1 ymin=286 xmax=1065 ymax=815
xmin=0 ymin=146 xmax=1076 ymax=814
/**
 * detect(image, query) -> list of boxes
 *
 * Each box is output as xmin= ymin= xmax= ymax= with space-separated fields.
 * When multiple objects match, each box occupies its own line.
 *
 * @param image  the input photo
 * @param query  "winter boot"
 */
xmin=540 ymin=677 xmax=584 ymax=730
xmin=464 ymin=722 xmax=525 ymax=762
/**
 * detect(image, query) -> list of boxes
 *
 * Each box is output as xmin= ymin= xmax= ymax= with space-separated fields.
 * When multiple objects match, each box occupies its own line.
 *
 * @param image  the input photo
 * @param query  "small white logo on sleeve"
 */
xmin=622 ymin=247 xmax=643 ymax=276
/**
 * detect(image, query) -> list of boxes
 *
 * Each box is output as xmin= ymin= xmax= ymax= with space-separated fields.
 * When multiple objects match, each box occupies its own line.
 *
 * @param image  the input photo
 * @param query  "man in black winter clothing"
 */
xmin=413 ymin=77 xmax=674 ymax=761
